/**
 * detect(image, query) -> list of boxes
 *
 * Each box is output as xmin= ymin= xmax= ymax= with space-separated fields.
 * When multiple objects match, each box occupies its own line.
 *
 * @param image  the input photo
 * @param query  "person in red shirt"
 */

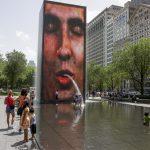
xmin=4 ymin=89 xmax=15 ymax=129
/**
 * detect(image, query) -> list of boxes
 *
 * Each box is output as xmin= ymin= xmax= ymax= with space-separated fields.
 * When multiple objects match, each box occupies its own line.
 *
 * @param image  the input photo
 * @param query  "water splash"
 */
xmin=64 ymin=74 xmax=84 ymax=106
xmin=72 ymin=106 xmax=84 ymax=128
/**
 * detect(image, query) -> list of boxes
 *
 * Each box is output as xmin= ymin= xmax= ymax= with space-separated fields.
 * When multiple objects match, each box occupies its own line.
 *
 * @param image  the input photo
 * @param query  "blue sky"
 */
xmin=0 ymin=0 xmax=128 ymax=64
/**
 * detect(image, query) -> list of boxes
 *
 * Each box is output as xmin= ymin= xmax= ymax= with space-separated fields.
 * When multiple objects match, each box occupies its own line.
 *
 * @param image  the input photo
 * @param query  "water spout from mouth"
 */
xmin=64 ymin=74 xmax=84 ymax=105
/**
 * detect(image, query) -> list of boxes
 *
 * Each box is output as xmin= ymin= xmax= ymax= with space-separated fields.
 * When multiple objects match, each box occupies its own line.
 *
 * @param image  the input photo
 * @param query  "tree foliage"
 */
xmin=87 ymin=62 xmax=105 ymax=92
xmin=4 ymin=50 xmax=27 ymax=89
xmin=113 ymin=38 xmax=150 ymax=95
xmin=15 ymin=66 xmax=35 ymax=88
xmin=104 ymin=63 xmax=125 ymax=92
xmin=24 ymin=66 xmax=35 ymax=87
xmin=0 ymin=54 xmax=7 ymax=88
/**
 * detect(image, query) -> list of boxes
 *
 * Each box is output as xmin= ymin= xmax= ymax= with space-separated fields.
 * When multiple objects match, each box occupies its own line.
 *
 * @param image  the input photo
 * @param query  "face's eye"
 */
xmin=44 ymin=14 xmax=60 ymax=34
xmin=68 ymin=18 xmax=84 ymax=37
xmin=45 ymin=23 xmax=57 ymax=34
xmin=70 ymin=25 xmax=84 ymax=36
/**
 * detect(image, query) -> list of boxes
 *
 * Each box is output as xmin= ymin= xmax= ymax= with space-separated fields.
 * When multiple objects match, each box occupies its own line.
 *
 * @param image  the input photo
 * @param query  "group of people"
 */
xmin=56 ymin=89 xmax=82 ymax=106
xmin=4 ymin=89 xmax=36 ymax=143
xmin=73 ymin=94 xmax=82 ymax=106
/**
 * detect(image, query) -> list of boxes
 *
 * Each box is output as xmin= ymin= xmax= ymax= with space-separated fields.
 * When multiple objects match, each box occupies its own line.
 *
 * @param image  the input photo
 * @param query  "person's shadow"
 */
xmin=11 ymin=140 xmax=24 ymax=147
xmin=0 ymin=128 xmax=9 ymax=132
xmin=11 ymin=140 xmax=37 ymax=149
xmin=4 ymin=131 xmax=23 ymax=136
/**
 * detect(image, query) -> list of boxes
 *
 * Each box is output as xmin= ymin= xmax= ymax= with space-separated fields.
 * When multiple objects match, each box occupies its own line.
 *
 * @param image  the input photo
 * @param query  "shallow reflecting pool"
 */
xmin=36 ymin=100 xmax=150 ymax=150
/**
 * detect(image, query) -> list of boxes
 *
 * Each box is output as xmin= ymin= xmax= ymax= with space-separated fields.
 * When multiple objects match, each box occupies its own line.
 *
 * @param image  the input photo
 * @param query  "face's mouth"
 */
xmin=56 ymin=70 xmax=74 ymax=86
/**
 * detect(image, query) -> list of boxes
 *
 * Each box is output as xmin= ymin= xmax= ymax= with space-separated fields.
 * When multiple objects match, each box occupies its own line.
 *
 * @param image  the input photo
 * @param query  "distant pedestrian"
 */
xmin=143 ymin=112 xmax=150 ymax=126
xmin=74 ymin=94 xmax=82 ymax=107
xmin=92 ymin=91 xmax=95 ymax=97
xmin=29 ymin=107 xmax=36 ymax=140
xmin=132 ymin=94 xmax=136 ymax=102
xmin=73 ymin=94 xmax=78 ymax=104
xmin=21 ymin=101 xmax=30 ymax=143
xmin=4 ymin=90 xmax=15 ymax=129
xmin=86 ymin=92 xmax=89 ymax=99
xmin=30 ymin=90 xmax=35 ymax=105
xmin=55 ymin=90 xmax=59 ymax=104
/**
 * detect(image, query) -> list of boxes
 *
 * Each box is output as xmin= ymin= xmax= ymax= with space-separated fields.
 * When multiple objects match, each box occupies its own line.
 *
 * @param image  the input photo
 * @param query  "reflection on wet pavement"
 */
xmin=35 ymin=101 xmax=150 ymax=150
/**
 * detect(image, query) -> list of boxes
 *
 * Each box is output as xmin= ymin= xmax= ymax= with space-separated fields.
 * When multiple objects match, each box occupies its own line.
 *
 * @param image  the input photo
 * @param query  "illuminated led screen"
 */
xmin=41 ymin=1 xmax=86 ymax=103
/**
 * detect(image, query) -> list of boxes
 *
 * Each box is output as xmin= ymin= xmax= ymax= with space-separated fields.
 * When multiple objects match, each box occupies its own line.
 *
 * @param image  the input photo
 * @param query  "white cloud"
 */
xmin=16 ymin=30 xmax=31 ymax=42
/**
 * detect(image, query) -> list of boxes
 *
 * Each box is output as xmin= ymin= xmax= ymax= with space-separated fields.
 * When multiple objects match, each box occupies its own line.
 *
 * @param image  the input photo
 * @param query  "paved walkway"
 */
xmin=0 ymin=96 xmax=38 ymax=150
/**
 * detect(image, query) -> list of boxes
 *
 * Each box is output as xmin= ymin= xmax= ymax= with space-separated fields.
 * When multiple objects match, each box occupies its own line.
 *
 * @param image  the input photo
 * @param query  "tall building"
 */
xmin=131 ymin=0 xmax=150 ymax=6
xmin=128 ymin=3 xmax=150 ymax=94
xmin=114 ymin=2 xmax=150 ymax=93
xmin=106 ymin=17 xmax=114 ymax=64
xmin=113 ymin=1 xmax=136 ymax=51
xmin=87 ymin=5 xmax=122 ymax=65
xmin=129 ymin=3 xmax=150 ymax=43
xmin=87 ymin=0 xmax=150 ymax=94
xmin=28 ymin=60 xmax=36 ymax=67
xmin=87 ymin=0 xmax=150 ymax=66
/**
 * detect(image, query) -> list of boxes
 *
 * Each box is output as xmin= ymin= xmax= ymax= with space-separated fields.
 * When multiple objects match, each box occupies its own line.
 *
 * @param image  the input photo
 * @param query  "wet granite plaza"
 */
xmin=36 ymin=100 xmax=150 ymax=150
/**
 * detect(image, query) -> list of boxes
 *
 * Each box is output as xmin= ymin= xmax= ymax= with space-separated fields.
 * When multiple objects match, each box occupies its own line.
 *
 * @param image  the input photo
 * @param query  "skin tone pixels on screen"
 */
xmin=42 ymin=2 xmax=85 ymax=102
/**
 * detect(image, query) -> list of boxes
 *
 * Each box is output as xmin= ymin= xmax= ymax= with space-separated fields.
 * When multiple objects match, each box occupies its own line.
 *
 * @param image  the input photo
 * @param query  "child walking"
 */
xmin=29 ymin=107 xmax=36 ymax=140
xmin=20 ymin=101 xmax=30 ymax=143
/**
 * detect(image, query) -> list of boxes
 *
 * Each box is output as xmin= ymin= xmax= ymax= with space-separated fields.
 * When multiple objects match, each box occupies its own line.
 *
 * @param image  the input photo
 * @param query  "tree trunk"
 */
xmin=140 ymin=74 xmax=144 ymax=95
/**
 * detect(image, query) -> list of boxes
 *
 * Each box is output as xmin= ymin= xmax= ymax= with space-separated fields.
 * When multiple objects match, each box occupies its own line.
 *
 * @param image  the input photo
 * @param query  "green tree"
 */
xmin=104 ymin=63 xmax=125 ymax=92
xmin=113 ymin=38 xmax=150 ymax=95
xmin=87 ymin=62 xmax=105 ymax=92
xmin=4 ymin=50 xmax=27 ymax=89
xmin=0 ymin=54 xmax=7 ymax=88
xmin=16 ymin=65 xmax=35 ymax=88
xmin=0 ymin=54 xmax=4 ymax=74
xmin=24 ymin=65 xmax=35 ymax=87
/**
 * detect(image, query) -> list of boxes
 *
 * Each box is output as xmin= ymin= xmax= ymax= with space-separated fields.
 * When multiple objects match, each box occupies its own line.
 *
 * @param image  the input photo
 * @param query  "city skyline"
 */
xmin=0 ymin=0 xmax=128 ymax=64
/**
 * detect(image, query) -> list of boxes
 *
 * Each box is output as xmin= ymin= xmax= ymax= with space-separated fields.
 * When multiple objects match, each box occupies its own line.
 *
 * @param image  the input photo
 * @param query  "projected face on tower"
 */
xmin=42 ymin=2 xmax=85 ymax=102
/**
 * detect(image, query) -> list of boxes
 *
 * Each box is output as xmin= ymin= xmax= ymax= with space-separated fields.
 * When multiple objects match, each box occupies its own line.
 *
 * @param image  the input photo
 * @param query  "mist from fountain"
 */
xmin=64 ymin=74 xmax=84 ymax=106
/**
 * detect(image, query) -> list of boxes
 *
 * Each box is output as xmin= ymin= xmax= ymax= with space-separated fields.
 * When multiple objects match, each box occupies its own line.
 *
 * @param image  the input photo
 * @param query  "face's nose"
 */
xmin=57 ymin=25 xmax=72 ymax=61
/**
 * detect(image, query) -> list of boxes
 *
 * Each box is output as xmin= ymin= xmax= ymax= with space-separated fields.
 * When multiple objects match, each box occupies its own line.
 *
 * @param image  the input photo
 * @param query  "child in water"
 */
xmin=143 ymin=112 xmax=150 ymax=126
